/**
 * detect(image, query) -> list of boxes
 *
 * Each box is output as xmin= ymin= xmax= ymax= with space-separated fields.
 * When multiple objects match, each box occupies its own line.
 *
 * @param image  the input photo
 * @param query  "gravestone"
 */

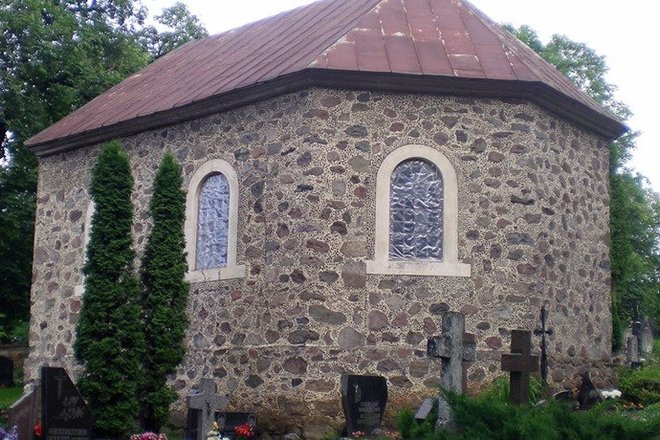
xmin=0 ymin=356 xmax=14 ymax=387
xmin=185 ymin=378 xmax=229 ymax=440
xmin=41 ymin=367 xmax=92 ymax=440
xmin=215 ymin=412 xmax=257 ymax=438
xmin=8 ymin=388 xmax=39 ymax=440
xmin=533 ymin=306 xmax=553 ymax=385
xmin=626 ymin=336 xmax=640 ymax=368
xmin=340 ymin=374 xmax=388 ymax=436
xmin=501 ymin=330 xmax=539 ymax=404
xmin=576 ymin=371 xmax=601 ymax=410
xmin=426 ymin=312 xmax=476 ymax=429
xmin=414 ymin=397 xmax=435 ymax=421
xmin=639 ymin=317 xmax=653 ymax=356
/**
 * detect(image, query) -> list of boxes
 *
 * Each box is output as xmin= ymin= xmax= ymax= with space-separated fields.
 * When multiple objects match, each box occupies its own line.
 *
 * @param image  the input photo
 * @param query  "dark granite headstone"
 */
xmin=340 ymin=374 xmax=387 ymax=436
xmin=8 ymin=389 xmax=38 ymax=440
xmin=184 ymin=408 xmax=200 ymax=440
xmin=215 ymin=412 xmax=257 ymax=439
xmin=576 ymin=371 xmax=601 ymax=410
xmin=41 ymin=367 xmax=92 ymax=440
xmin=0 ymin=356 xmax=14 ymax=387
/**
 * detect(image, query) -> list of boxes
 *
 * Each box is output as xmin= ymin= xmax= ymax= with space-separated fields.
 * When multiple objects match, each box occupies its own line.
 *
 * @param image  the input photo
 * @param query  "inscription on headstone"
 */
xmin=340 ymin=374 xmax=387 ymax=436
xmin=41 ymin=367 xmax=92 ymax=440
xmin=501 ymin=330 xmax=539 ymax=404
xmin=8 ymin=388 xmax=38 ymax=440
xmin=185 ymin=378 xmax=229 ymax=440
xmin=0 ymin=356 xmax=14 ymax=387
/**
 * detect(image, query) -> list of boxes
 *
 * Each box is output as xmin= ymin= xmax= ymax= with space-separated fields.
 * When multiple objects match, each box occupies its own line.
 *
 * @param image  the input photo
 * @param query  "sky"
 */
xmin=144 ymin=0 xmax=659 ymax=193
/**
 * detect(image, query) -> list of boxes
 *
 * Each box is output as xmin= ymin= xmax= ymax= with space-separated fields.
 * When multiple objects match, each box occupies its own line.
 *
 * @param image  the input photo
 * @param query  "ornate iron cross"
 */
xmin=533 ymin=305 xmax=553 ymax=385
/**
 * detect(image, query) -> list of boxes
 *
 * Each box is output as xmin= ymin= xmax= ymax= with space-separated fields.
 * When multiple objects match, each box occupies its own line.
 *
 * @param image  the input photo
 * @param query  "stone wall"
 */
xmin=27 ymin=88 xmax=613 ymax=435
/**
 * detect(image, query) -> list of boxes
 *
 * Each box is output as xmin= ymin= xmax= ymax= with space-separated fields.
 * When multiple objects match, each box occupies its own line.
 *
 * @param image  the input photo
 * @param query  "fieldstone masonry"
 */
xmin=26 ymin=88 xmax=614 ymax=433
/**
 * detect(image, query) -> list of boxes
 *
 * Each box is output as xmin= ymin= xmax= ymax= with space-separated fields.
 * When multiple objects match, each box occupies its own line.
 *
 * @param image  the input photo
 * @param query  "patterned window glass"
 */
xmin=390 ymin=159 xmax=444 ymax=260
xmin=196 ymin=173 xmax=230 ymax=270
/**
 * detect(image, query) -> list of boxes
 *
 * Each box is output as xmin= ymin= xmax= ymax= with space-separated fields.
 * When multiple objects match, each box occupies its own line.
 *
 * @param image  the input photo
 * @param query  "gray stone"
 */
xmin=342 ymin=261 xmax=366 ymax=288
xmin=337 ymin=327 xmax=365 ymax=348
xmin=309 ymin=305 xmax=347 ymax=325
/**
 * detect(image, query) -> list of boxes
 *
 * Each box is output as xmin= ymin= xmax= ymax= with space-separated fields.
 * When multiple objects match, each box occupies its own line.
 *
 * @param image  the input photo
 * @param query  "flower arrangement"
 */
xmin=0 ymin=425 xmax=18 ymax=440
xmin=351 ymin=431 xmax=366 ymax=439
xmin=129 ymin=432 xmax=168 ymax=440
xmin=233 ymin=422 xmax=255 ymax=439
xmin=33 ymin=423 xmax=43 ymax=440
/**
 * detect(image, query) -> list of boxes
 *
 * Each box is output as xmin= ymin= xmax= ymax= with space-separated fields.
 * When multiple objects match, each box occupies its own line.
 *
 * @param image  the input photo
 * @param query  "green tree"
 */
xmin=506 ymin=25 xmax=660 ymax=347
xmin=138 ymin=2 xmax=208 ymax=58
xmin=0 ymin=0 xmax=207 ymax=340
xmin=140 ymin=153 xmax=189 ymax=432
xmin=0 ymin=0 xmax=150 ymax=340
xmin=74 ymin=141 xmax=144 ymax=438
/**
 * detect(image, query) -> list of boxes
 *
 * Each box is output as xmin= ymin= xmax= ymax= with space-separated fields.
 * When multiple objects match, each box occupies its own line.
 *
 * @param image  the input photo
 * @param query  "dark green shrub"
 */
xmin=74 ymin=141 xmax=144 ymax=438
xmin=399 ymin=381 xmax=660 ymax=440
xmin=140 ymin=153 xmax=189 ymax=432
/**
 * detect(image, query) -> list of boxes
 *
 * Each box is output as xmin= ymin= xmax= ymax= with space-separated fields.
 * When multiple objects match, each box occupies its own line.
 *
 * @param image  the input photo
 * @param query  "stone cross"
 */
xmin=501 ymin=330 xmax=539 ymax=404
xmin=187 ymin=378 xmax=229 ymax=440
xmin=427 ymin=312 xmax=476 ymax=394
xmin=533 ymin=305 xmax=553 ymax=385
xmin=427 ymin=312 xmax=476 ymax=430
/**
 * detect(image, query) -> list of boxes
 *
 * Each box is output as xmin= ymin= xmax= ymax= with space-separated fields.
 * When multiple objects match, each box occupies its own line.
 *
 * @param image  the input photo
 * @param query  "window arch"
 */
xmin=185 ymin=159 xmax=245 ymax=282
xmin=366 ymin=145 xmax=470 ymax=277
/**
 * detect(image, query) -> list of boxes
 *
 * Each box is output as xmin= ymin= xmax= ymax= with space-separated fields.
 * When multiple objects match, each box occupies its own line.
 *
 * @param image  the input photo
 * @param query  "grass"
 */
xmin=0 ymin=387 xmax=22 ymax=408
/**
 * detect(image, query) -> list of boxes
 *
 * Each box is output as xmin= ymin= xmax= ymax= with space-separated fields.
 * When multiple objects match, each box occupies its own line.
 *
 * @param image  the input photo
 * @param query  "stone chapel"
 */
xmin=24 ymin=0 xmax=626 ymax=434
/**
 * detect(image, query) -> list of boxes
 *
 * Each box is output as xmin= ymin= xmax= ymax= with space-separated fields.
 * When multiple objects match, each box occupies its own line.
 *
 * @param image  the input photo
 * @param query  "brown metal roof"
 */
xmin=27 ymin=0 xmax=625 ymax=156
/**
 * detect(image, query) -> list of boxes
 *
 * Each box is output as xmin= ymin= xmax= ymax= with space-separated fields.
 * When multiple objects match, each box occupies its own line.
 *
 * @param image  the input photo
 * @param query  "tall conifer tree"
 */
xmin=74 ymin=141 xmax=144 ymax=438
xmin=140 ymin=153 xmax=189 ymax=431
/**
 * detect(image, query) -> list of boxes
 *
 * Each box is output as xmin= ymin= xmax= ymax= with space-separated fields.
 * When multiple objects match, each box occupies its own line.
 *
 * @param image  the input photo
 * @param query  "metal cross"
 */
xmin=533 ymin=305 xmax=553 ymax=385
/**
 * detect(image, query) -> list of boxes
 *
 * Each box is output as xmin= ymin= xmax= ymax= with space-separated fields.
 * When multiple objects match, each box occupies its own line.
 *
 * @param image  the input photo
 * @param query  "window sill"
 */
xmin=365 ymin=259 xmax=471 ymax=277
xmin=186 ymin=265 xmax=246 ymax=282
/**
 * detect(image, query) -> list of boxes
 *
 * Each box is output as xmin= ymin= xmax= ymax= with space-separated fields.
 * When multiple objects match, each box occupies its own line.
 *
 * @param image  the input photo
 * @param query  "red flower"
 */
xmin=34 ymin=423 xmax=43 ymax=439
xmin=233 ymin=423 xmax=255 ymax=439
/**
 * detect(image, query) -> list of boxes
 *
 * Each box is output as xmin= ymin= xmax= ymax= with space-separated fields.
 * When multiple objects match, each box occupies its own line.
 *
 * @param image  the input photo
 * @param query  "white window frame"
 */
xmin=366 ymin=145 xmax=471 ymax=277
xmin=185 ymin=159 xmax=245 ymax=282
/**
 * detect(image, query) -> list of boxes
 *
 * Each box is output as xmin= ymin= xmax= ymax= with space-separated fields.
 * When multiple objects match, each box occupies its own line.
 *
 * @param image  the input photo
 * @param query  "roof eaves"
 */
xmin=27 ymin=69 xmax=626 ymax=157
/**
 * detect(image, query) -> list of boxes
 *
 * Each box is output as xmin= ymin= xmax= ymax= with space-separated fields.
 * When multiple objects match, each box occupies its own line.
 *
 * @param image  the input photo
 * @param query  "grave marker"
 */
xmin=8 ymin=387 xmax=39 ymax=440
xmin=41 ymin=367 xmax=92 ymax=440
xmin=533 ymin=306 xmax=553 ymax=385
xmin=626 ymin=335 xmax=640 ymax=369
xmin=185 ymin=378 xmax=229 ymax=440
xmin=340 ymin=374 xmax=387 ymax=436
xmin=215 ymin=412 xmax=257 ymax=438
xmin=0 ymin=356 xmax=14 ymax=387
xmin=501 ymin=330 xmax=539 ymax=404
xmin=426 ymin=312 xmax=476 ymax=429
xmin=426 ymin=312 xmax=476 ymax=394
xmin=414 ymin=397 xmax=434 ymax=421
xmin=577 ymin=371 xmax=601 ymax=409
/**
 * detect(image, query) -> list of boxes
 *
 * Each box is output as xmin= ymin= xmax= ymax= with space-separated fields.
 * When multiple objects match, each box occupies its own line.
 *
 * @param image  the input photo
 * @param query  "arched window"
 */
xmin=366 ymin=145 xmax=470 ymax=277
xmin=185 ymin=160 xmax=245 ymax=282
xmin=390 ymin=158 xmax=444 ymax=261
xmin=196 ymin=174 xmax=230 ymax=270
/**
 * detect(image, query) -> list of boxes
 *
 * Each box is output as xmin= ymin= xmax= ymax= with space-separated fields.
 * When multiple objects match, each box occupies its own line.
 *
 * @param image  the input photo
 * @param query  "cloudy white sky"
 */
xmin=145 ymin=0 xmax=659 ymax=193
